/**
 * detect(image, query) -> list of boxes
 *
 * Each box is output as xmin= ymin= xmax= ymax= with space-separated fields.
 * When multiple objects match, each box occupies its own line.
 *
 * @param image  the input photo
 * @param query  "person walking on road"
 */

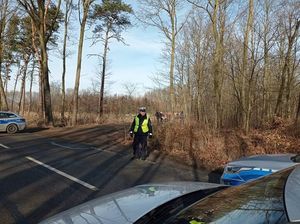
xmin=129 ymin=107 xmax=153 ymax=160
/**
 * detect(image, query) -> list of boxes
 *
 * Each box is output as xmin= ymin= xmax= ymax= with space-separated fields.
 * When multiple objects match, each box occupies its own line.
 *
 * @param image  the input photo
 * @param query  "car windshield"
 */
xmin=167 ymin=168 xmax=292 ymax=224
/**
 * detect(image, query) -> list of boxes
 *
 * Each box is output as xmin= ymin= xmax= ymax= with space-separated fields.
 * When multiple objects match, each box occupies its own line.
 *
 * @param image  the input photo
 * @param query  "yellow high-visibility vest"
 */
xmin=134 ymin=115 xmax=149 ymax=133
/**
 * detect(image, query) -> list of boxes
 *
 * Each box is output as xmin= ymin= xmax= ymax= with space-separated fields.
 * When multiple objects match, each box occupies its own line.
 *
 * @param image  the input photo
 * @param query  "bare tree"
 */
xmin=72 ymin=0 xmax=94 ymax=126
xmin=136 ymin=0 xmax=188 ymax=112
xmin=187 ymin=0 xmax=229 ymax=128
xmin=18 ymin=54 xmax=31 ymax=114
xmin=123 ymin=82 xmax=138 ymax=98
xmin=241 ymin=0 xmax=254 ymax=133
xmin=61 ymin=0 xmax=74 ymax=121
xmin=0 ymin=0 xmax=10 ymax=110
xmin=296 ymin=92 xmax=300 ymax=125
xmin=28 ymin=60 xmax=36 ymax=113
xmin=89 ymin=0 xmax=132 ymax=117
xmin=274 ymin=5 xmax=300 ymax=117
xmin=18 ymin=0 xmax=62 ymax=125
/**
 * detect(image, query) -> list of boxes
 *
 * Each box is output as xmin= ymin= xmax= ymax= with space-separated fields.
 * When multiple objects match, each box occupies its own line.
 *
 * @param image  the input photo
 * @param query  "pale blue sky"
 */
xmin=48 ymin=0 xmax=165 ymax=96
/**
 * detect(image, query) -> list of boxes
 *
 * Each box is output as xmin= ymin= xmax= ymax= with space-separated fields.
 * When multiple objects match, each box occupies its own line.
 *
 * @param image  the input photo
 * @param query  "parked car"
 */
xmin=0 ymin=111 xmax=26 ymax=134
xmin=40 ymin=165 xmax=300 ymax=224
xmin=221 ymin=153 xmax=300 ymax=186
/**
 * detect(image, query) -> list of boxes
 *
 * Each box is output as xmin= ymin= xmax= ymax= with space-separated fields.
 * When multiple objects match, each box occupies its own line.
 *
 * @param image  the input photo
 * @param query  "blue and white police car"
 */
xmin=0 ymin=111 xmax=26 ymax=134
xmin=221 ymin=153 xmax=300 ymax=186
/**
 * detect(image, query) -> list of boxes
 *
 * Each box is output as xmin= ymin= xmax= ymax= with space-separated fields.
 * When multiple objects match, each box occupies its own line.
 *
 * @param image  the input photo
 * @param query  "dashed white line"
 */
xmin=26 ymin=156 xmax=99 ymax=191
xmin=0 ymin=144 xmax=9 ymax=149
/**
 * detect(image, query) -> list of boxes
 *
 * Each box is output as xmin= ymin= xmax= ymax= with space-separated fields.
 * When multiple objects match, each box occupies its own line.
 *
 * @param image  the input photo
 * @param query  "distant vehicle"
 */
xmin=221 ymin=153 xmax=300 ymax=186
xmin=40 ymin=165 xmax=300 ymax=224
xmin=0 ymin=111 xmax=26 ymax=134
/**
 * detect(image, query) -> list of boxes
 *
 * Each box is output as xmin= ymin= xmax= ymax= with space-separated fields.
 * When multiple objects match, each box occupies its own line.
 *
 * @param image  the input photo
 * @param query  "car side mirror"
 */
xmin=291 ymin=155 xmax=300 ymax=163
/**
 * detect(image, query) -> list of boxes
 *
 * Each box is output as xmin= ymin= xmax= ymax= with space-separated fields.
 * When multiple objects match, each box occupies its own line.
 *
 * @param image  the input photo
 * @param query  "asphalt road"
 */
xmin=0 ymin=125 xmax=218 ymax=224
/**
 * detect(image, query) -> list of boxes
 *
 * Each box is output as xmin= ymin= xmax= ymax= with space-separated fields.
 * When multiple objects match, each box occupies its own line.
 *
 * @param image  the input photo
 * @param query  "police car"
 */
xmin=40 ymin=165 xmax=300 ymax=224
xmin=0 ymin=111 xmax=26 ymax=134
xmin=221 ymin=153 xmax=300 ymax=186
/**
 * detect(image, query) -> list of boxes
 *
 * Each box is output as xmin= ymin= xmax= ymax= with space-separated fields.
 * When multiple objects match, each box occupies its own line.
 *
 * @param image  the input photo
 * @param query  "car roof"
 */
xmin=285 ymin=164 xmax=300 ymax=222
xmin=227 ymin=154 xmax=297 ymax=170
xmin=0 ymin=111 xmax=17 ymax=114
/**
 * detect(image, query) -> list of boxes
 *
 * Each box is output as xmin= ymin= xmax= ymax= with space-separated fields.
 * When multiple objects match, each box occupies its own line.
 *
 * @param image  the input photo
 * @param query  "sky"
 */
xmin=48 ymin=0 xmax=165 ymax=97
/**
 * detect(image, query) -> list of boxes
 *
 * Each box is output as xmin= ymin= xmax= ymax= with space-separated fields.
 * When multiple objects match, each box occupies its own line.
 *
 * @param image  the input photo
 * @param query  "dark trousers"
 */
xmin=133 ymin=135 xmax=148 ymax=159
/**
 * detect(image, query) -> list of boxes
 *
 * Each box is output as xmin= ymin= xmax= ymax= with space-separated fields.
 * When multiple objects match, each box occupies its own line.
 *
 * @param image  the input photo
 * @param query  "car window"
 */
xmin=0 ymin=113 xmax=18 ymax=119
xmin=167 ymin=169 xmax=291 ymax=224
xmin=7 ymin=113 xmax=17 ymax=118
xmin=0 ymin=113 xmax=9 ymax=118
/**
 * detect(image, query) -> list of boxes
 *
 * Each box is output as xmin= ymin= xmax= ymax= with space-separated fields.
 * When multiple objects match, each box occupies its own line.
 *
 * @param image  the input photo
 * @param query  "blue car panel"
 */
xmin=221 ymin=154 xmax=298 ymax=186
xmin=0 ymin=119 xmax=24 ymax=124
xmin=222 ymin=169 xmax=273 ymax=186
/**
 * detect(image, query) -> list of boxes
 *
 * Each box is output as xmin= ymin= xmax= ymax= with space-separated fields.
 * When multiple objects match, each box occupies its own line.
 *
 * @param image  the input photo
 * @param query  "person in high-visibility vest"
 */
xmin=129 ymin=107 xmax=153 ymax=160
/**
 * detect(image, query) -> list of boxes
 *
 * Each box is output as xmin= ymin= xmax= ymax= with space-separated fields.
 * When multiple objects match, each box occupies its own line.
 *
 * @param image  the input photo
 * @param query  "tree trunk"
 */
xmin=72 ymin=0 xmax=91 ymax=126
xmin=30 ymin=18 xmax=44 ymax=118
xmin=0 ymin=0 xmax=9 ymax=111
xmin=243 ymin=0 xmax=253 ymax=131
xmin=0 ymin=45 xmax=8 ymax=111
xmin=61 ymin=0 xmax=72 ymax=121
xmin=275 ymin=20 xmax=300 ymax=116
xmin=17 ymin=0 xmax=61 ymax=124
xmin=28 ymin=60 xmax=35 ymax=113
xmin=211 ymin=0 xmax=225 ymax=129
xmin=295 ymin=92 xmax=300 ymax=125
xmin=18 ymin=55 xmax=29 ymax=114
xmin=39 ymin=16 xmax=53 ymax=125
xmin=61 ymin=16 xmax=67 ymax=120
xmin=4 ymin=63 xmax=10 ymax=95
xmin=99 ymin=27 xmax=110 ymax=117
xmin=12 ymin=62 xmax=22 ymax=111
xmin=0 ymin=72 xmax=8 ymax=110
xmin=39 ymin=69 xmax=44 ymax=119
xmin=240 ymin=0 xmax=254 ymax=133
xmin=285 ymin=47 xmax=297 ymax=119
xmin=262 ymin=0 xmax=271 ymax=122
xmin=170 ymin=22 xmax=176 ymax=112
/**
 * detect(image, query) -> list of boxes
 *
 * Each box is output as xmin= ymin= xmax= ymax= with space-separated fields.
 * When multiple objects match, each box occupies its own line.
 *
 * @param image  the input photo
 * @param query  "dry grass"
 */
xmin=152 ymin=119 xmax=300 ymax=171
xmin=23 ymin=112 xmax=300 ymax=171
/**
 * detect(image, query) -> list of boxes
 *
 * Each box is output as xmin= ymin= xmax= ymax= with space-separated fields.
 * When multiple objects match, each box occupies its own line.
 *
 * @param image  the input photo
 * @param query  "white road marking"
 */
xmin=26 ymin=156 xmax=99 ymax=191
xmin=0 ymin=144 xmax=9 ymax=149
xmin=51 ymin=141 xmax=89 ymax=150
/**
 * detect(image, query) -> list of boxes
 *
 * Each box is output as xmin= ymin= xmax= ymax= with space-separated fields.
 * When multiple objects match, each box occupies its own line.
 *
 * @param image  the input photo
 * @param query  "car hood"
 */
xmin=227 ymin=153 xmax=297 ymax=171
xmin=39 ymin=182 xmax=222 ymax=224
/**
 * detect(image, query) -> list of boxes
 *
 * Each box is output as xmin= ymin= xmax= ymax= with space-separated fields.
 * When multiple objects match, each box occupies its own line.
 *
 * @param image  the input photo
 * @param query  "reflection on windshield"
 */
xmin=42 ymin=184 xmax=198 ymax=224
xmin=169 ymin=170 xmax=290 ymax=224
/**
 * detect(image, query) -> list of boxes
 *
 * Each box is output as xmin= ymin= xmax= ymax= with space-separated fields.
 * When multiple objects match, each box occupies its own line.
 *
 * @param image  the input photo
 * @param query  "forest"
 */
xmin=0 ymin=0 xmax=299 ymax=167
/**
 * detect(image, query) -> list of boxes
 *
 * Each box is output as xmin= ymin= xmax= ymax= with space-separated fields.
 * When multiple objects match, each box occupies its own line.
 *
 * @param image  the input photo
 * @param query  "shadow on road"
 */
xmin=23 ymin=127 xmax=49 ymax=133
xmin=0 ymin=124 xmax=214 ymax=223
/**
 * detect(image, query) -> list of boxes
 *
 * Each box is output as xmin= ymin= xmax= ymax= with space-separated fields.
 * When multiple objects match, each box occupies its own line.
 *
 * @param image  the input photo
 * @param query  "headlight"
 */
xmin=225 ymin=166 xmax=253 ymax=174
